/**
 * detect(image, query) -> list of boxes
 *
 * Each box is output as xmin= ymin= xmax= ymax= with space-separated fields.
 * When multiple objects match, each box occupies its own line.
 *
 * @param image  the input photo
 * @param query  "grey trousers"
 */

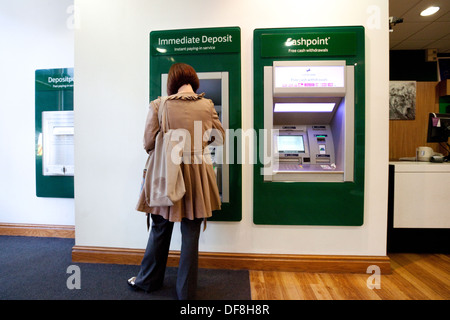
xmin=134 ymin=214 xmax=202 ymax=300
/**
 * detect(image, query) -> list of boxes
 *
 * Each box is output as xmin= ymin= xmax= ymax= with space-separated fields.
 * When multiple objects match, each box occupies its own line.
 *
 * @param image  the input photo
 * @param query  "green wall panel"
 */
xmin=253 ymin=26 xmax=365 ymax=226
xmin=35 ymin=68 xmax=74 ymax=198
xmin=149 ymin=27 xmax=242 ymax=221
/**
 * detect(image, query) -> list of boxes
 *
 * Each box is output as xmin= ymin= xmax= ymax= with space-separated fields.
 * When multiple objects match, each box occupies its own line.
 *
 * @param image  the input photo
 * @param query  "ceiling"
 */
xmin=389 ymin=0 xmax=450 ymax=53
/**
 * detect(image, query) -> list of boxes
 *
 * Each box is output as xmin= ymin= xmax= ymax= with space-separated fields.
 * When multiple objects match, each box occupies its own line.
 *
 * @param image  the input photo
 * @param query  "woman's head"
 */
xmin=167 ymin=63 xmax=199 ymax=95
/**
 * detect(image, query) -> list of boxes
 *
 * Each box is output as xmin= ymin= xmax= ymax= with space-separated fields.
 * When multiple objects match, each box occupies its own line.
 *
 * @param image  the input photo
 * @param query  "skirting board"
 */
xmin=0 ymin=223 xmax=75 ymax=239
xmin=72 ymin=245 xmax=391 ymax=274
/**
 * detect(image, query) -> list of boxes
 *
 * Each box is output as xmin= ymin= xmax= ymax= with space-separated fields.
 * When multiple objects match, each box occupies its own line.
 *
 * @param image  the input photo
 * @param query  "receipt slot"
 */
xmin=150 ymin=27 xmax=241 ymax=221
xmin=253 ymin=26 xmax=365 ymax=226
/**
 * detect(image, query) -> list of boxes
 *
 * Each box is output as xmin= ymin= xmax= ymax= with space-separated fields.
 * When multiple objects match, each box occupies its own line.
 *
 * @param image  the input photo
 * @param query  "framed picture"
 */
xmin=389 ymin=81 xmax=416 ymax=120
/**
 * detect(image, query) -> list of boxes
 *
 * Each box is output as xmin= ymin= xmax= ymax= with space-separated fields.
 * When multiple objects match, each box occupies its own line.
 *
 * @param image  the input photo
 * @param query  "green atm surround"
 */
xmin=253 ymin=26 xmax=365 ymax=226
xmin=149 ymin=27 xmax=242 ymax=221
xmin=35 ymin=68 xmax=74 ymax=198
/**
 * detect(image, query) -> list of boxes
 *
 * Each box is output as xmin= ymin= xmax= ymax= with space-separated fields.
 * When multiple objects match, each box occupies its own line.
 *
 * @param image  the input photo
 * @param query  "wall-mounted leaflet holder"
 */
xmin=42 ymin=111 xmax=74 ymax=176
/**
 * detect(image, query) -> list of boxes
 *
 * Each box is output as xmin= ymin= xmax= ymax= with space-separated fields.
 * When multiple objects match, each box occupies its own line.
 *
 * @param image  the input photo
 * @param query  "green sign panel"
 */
xmin=261 ymin=32 xmax=357 ymax=57
xmin=35 ymin=68 xmax=74 ymax=198
xmin=35 ymin=70 xmax=74 ymax=91
xmin=149 ymin=27 xmax=242 ymax=222
xmin=150 ymin=27 xmax=240 ymax=56
xmin=253 ymin=26 xmax=365 ymax=226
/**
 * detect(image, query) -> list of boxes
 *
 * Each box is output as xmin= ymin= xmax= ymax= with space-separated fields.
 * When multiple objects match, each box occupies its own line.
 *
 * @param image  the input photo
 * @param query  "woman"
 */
xmin=129 ymin=63 xmax=225 ymax=300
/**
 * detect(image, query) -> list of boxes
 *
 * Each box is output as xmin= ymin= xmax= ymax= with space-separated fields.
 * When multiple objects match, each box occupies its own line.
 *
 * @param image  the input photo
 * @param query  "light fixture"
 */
xmin=274 ymin=103 xmax=335 ymax=112
xmin=420 ymin=6 xmax=440 ymax=16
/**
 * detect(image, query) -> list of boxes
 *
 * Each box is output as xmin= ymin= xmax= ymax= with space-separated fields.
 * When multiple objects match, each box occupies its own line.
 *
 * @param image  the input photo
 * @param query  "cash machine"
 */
xmin=263 ymin=60 xmax=354 ymax=182
xmin=253 ymin=26 xmax=365 ymax=226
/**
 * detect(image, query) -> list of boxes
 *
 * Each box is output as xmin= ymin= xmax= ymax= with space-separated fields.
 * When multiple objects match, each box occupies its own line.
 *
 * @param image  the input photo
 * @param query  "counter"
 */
xmin=390 ymin=161 xmax=450 ymax=228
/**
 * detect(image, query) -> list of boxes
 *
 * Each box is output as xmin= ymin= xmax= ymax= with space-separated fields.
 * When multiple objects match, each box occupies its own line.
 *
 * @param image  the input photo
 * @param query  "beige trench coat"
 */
xmin=136 ymin=92 xmax=225 ymax=222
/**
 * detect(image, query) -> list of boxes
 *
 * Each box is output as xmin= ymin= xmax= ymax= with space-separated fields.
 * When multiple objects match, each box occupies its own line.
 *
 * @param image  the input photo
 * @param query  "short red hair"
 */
xmin=166 ymin=63 xmax=199 ymax=96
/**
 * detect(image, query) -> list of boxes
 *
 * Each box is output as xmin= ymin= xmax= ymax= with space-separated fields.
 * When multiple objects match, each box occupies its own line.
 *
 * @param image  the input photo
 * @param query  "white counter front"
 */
xmin=390 ymin=161 xmax=450 ymax=228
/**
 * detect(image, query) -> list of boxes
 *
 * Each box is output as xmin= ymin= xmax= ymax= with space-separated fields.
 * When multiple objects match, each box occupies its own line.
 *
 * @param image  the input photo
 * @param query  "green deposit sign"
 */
xmin=150 ymin=27 xmax=240 ymax=56
xmin=35 ymin=69 xmax=74 ymax=91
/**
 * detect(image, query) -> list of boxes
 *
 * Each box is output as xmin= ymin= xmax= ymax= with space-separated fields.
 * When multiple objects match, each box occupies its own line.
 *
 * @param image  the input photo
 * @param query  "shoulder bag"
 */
xmin=143 ymin=97 xmax=186 ymax=207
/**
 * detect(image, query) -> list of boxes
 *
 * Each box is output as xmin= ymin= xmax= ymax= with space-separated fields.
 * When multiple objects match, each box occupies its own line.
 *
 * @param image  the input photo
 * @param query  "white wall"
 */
xmin=74 ymin=0 xmax=389 ymax=256
xmin=0 ymin=0 xmax=75 ymax=225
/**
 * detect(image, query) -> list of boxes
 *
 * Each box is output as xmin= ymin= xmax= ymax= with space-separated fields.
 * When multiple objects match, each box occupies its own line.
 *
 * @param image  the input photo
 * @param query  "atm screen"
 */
xmin=274 ymin=65 xmax=345 ymax=88
xmin=277 ymin=135 xmax=305 ymax=153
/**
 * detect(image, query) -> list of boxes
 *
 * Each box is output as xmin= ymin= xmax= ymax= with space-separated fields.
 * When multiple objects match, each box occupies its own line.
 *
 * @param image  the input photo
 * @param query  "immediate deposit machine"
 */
xmin=150 ymin=27 xmax=241 ymax=221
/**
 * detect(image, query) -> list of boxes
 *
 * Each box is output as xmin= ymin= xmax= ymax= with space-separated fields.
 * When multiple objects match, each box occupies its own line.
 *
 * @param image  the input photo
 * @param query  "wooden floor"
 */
xmin=250 ymin=253 xmax=450 ymax=300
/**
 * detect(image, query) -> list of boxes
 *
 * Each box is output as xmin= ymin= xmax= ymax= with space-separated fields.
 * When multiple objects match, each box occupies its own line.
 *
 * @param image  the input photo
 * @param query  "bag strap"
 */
xmin=157 ymin=96 xmax=170 ymax=133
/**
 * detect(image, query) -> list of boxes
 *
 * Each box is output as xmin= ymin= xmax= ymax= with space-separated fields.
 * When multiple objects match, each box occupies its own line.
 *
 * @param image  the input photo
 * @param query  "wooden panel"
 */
xmin=0 ymin=223 xmax=75 ymax=238
xmin=72 ymin=245 xmax=144 ymax=265
xmin=71 ymin=245 xmax=391 ymax=274
xmin=250 ymin=253 xmax=450 ymax=300
xmin=438 ymin=79 xmax=450 ymax=97
xmin=389 ymin=82 xmax=440 ymax=160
